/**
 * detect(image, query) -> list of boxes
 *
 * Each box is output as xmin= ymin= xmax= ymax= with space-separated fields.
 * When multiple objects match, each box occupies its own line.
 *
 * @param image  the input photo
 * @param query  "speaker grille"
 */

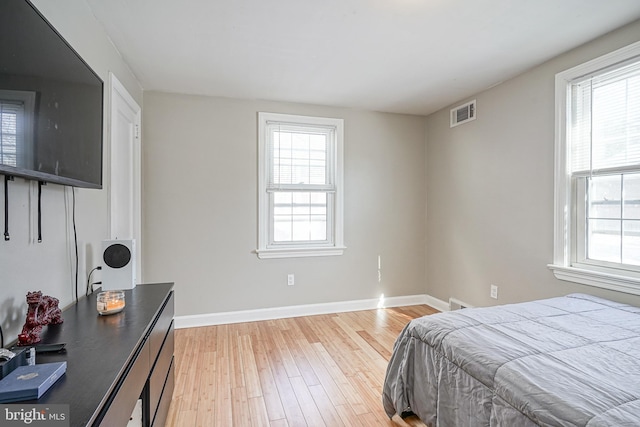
xmin=103 ymin=243 xmax=132 ymax=269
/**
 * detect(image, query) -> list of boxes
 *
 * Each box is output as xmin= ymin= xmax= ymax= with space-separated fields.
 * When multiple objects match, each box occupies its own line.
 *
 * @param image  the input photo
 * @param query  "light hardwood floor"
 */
xmin=166 ymin=304 xmax=438 ymax=426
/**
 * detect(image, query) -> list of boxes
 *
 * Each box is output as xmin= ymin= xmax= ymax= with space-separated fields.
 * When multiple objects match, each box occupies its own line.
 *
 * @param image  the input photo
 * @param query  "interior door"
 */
xmin=109 ymin=72 xmax=142 ymax=284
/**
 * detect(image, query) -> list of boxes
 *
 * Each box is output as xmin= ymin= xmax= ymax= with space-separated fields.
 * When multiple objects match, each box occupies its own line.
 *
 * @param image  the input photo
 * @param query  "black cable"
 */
xmin=38 ymin=181 xmax=43 ymax=243
xmin=4 ymin=175 xmax=11 ymax=241
xmin=0 ymin=324 xmax=4 ymax=349
xmin=72 ymin=187 xmax=78 ymax=303
xmin=90 ymin=282 xmax=102 ymax=294
xmin=86 ymin=266 xmax=102 ymax=296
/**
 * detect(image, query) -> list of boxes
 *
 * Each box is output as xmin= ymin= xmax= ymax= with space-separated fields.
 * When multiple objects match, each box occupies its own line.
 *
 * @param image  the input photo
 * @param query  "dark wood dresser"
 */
xmin=30 ymin=282 xmax=175 ymax=427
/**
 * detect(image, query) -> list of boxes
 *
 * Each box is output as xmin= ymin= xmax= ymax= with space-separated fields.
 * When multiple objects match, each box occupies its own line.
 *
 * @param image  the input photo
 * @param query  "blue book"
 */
xmin=0 ymin=362 xmax=66 ymax=403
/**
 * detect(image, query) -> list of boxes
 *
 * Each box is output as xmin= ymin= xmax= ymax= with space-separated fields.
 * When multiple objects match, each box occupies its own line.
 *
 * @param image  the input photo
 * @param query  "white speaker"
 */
xmin=101 ymin=239 xmax=136 ymax=291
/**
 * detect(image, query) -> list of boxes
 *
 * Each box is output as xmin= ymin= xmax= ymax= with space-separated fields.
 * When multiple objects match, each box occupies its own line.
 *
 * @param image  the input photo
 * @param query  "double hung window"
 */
xmin=257 ymin=112 xmax=344 ymax=259
xmin=551 ymin=42 xmax=640 ymax=293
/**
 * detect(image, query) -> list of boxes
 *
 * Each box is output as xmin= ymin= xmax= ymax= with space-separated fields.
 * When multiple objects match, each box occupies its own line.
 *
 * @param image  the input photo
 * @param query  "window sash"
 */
xmin=573 ymin=172 xmax=640 ymax=273
xmin=570 ymin=59 xmax=640 ymax=175
xmin=265 ymin=121 xmax=336 ymax=191
xmin=268 ymin=190 xmax=334 ymax=246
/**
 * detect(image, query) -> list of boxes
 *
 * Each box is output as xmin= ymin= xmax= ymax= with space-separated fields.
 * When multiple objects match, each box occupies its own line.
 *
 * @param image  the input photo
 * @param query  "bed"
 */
xmin=382 ymin=294 xmax=640 ymax=426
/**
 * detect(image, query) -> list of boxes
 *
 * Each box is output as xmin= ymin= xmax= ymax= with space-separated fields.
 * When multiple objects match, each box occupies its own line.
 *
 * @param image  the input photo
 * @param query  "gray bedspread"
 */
xmin=382 ymin=294 xmax=640 ymax=426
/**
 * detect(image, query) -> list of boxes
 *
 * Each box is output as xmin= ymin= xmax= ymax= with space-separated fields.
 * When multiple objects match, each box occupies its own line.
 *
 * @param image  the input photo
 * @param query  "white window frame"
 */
xmin=549 ymin=41 xmax=640 ymax=294
xmin=257 ymin=112 xmax=345 ymax=259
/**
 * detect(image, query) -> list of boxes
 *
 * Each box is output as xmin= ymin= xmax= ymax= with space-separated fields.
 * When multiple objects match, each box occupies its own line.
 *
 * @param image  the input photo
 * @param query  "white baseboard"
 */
xmin=175 ymin=293 xmax=437 ymax=329
xmin=425 ymin=294 xmax=450 ymax=312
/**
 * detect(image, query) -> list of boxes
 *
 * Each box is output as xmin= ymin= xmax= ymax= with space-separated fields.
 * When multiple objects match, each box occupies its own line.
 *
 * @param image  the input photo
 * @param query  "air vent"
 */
xmin=450 ymin=99 xmax=476 ymax=128
xmin=449 ymin=297 xmax=473 ymax=311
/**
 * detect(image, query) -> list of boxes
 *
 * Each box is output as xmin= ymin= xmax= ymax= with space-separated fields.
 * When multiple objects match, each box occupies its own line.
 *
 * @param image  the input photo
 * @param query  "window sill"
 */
xmin=548 ymin=264 xmax=640 ymax=296
xmin=256 ymin=246 xmax=346 ymax=259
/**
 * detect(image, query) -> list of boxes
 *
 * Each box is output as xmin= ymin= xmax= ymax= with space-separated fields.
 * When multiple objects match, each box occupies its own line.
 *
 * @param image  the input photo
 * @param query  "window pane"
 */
xmin=310 ymin=192 xmax=327 ymax=215
xmin=310 ymin=135 xmax=326 ymax=159
xmin=624 ymin=173 xmax=640 ymax=220
xmin=588 ymin=175 xmax=621 ymax=219
xmin=292 ymin=215 xmax=327 ymax=241
xmin=588 ymin=219 xmax=621 ymax=263
xmin=309 ymin=215 xmax=327 ymax=241
xmin=273 ymin=192 xmax=292 ymax=216
xmin=292 ymin=192 xmax=310 ymax=215
xmin=591 ymin=73 xmax=640 ymax=170
xmin=623 ymin=220 xmax=640 ymax=266
xmin=274 ymin=217 xmax=292 ymax=242
xmin=570 ymin=81 xmax=593 ymax=172
xmin=272 ymin=191 xmax=327 ymax=242
xmin=271 ymin=130 xmax=327 ymax=186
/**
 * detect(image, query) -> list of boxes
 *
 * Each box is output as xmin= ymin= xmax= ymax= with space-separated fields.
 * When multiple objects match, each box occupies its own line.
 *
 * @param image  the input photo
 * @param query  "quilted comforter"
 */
xmin=382 ymin=294 xmax=640 ymax=426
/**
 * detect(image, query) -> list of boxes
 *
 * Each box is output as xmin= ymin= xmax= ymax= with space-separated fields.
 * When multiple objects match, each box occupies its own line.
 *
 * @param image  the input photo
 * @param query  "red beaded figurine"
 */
xmin=17 ymin=291 xmax=63 ymax=346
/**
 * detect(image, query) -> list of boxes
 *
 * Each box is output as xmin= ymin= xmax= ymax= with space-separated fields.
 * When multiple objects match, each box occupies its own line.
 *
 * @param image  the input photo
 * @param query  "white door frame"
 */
xmin=108 ymin=72 xmax=142 ymax=283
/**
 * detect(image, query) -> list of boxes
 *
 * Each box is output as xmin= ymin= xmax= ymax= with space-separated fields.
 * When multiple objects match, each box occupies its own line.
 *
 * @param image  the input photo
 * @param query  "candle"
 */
xmin=97 ymin=291 xmax=126 ymax=315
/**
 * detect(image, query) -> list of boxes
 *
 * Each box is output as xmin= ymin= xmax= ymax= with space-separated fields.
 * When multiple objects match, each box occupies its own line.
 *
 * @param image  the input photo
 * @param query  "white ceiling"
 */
xmin=85 ymin=0 xmax=640 ymax=116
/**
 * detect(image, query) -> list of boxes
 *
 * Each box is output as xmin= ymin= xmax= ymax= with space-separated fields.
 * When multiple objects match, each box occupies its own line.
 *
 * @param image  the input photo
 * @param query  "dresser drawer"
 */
xmin=149 ymin=321 xmax=174 ymax=420
xmin=98 ymin=339 xmax=150 ymax=426
xmin=149 ymin=291 xmax=174 ymax=363
xmin=151 ymin=358 xmax=174 ymax=427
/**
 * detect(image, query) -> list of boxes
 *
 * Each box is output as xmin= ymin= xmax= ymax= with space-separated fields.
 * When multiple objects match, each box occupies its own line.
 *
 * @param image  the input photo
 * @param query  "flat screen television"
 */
xmin=0 ymin=0 xmax=104 ymax=189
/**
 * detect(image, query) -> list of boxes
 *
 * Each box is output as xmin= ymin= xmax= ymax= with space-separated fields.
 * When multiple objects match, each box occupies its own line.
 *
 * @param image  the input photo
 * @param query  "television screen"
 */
xmin=0 ymin=0 xmax=103 ymax=188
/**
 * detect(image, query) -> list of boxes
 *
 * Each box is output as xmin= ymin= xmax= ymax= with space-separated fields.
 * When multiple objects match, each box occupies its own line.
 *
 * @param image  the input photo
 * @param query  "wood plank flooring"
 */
xmin=166 ymin=304 xmax=438 ymax=426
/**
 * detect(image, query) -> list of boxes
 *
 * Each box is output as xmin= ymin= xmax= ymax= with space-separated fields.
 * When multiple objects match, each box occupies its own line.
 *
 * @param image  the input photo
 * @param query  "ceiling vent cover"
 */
xmin=450 ymin=99 xmax=476 ymax=128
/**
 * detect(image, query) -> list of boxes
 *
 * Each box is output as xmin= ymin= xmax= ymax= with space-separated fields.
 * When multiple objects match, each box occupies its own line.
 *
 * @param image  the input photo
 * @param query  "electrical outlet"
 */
xmin=490 ymin=284 xmax=498 ymax=299
xmin=287 ymin=274 xmax=295 ymax=286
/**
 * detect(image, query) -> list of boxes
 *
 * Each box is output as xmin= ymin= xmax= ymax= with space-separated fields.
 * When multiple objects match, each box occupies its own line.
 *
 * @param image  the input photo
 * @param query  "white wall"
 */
xmin=425 ymin=19 xmax=640 ymax=308
xmin=142 ymin=92 xmax=426 ymax=317
xmin=0 ymin=0 xmax=142 ymax=344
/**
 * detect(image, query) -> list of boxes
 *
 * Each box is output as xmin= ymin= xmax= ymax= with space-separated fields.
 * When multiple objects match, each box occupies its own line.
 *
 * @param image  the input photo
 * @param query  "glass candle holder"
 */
xmin=97 ymin=291 xmax=125 ymax=315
